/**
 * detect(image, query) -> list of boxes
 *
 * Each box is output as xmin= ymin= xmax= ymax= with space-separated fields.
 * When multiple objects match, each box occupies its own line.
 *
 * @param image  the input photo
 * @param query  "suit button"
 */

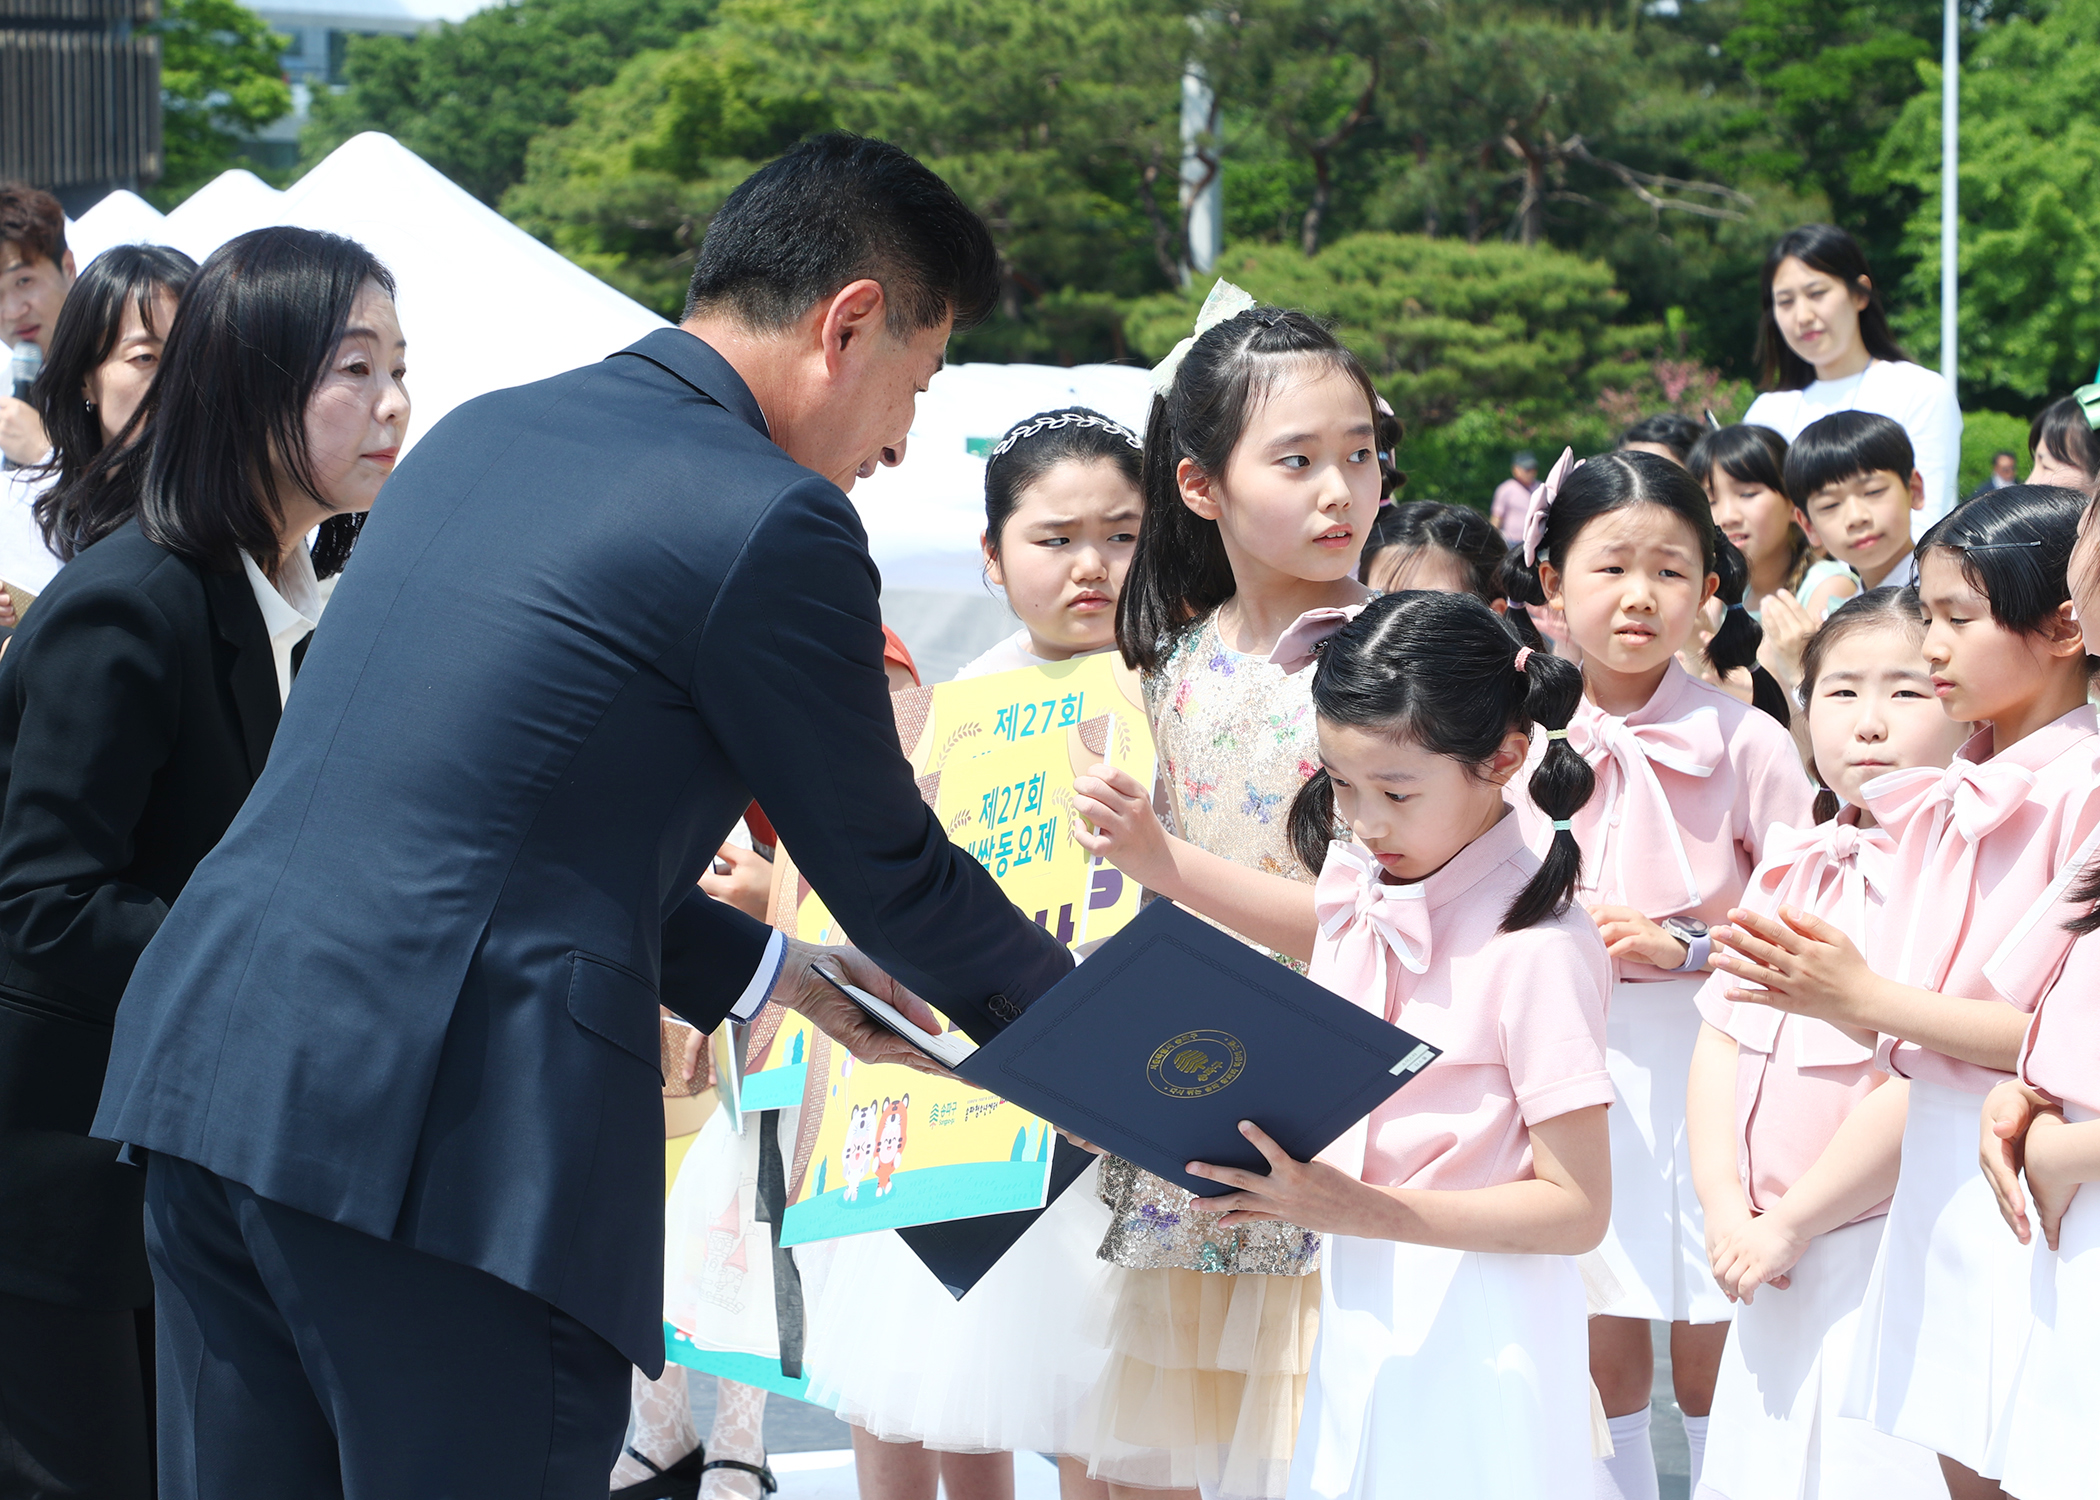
xmin=988 ymin=993 xmax=1021 ymax=1023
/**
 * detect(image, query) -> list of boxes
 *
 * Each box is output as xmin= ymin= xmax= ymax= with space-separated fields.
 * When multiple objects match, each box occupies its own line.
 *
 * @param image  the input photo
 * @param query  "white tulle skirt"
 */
xmin=1843 ymin=1078 xmax=2035 ymax=1476
xmin=1594 ymin=978 xmax=1734 ymax=1324
xmin=795 ymin=1161 xmax=1114 ymax=1455
xmin=1988 ymin=1104 xmax=2099 ymax=1500
xmin=1287 ymin=1234 xmax=1590 ymax=1500
xmin=1695 ymin=1215 xmax=1943 ymax=1499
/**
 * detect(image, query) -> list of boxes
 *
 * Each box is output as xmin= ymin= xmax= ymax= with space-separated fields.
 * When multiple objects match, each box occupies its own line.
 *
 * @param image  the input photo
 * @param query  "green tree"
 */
xmin=151 ymin=0 xmax=293 ymax=203
xmin=503 ymin=18 xmax=834 ymax=314
xmin=1880 ymin=0 xmax=2100 ymax=410
xmin=301 ymin=0 xmax=717 ymax=205
xmin=1123 ymin=236 xmax=1676 ymax=497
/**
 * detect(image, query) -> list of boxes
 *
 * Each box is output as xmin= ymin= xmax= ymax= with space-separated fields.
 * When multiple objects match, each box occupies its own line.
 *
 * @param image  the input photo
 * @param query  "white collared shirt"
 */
xmin=239 ymin=545 xmax=323 ymax=707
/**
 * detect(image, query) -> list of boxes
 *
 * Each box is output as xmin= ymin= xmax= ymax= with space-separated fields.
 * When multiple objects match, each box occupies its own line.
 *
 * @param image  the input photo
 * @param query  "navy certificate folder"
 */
xmin=957 ymin=899 xmax=1441 ymax=1200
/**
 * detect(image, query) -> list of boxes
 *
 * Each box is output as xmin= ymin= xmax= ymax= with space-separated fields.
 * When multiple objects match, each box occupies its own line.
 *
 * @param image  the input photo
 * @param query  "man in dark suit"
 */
xmin=92 ymin=134 xmax=1073 ymax=1499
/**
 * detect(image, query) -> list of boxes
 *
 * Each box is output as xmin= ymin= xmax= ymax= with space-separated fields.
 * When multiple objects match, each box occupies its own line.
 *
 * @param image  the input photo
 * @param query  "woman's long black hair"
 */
xmin=28 ymin=244 xmax=197 ymax=558
xmin=43 ymin=227 xmax=396 ymax=579
xmin=1116 ymin=306 xmax=1379 ymax=673
xmin=1505 ymin=449 xmax=1765 ymax=682
xmin=1285 ymin=590 xmax=1594 ymax=932
xmin=1755 ymin=224 xmax=1909 ymax=392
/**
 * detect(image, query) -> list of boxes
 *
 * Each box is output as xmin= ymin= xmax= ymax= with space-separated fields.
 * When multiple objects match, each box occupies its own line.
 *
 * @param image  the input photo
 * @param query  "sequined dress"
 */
xmin=1081 ymin=611 xmax=1325 ymax=1500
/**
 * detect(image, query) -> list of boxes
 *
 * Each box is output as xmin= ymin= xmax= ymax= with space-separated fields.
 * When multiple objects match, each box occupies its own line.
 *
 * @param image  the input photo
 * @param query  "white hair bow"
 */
xmin=1150 ymin=279 xmax=1259 ymax=396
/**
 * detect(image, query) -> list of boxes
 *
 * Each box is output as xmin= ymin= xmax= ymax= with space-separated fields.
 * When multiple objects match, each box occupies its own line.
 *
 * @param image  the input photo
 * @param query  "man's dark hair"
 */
xmin=1783 ymin=409 xmax=1915 ymax=509
xmin=683 ymin=133 xmax=999 ymax=335
xmin=0 ymin=181 xmax=67 ymax=267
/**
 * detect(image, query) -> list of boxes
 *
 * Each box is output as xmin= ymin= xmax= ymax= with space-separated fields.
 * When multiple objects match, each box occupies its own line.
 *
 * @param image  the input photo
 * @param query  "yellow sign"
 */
xmin=776 ymin=652 xmax=1158 ymax=1244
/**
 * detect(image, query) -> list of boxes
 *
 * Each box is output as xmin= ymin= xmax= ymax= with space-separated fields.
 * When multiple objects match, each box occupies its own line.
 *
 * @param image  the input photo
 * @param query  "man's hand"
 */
xmin=1585 ymin=904 xmax=1690 ymax=970
xmin=769 ymin=936 xmax=951 ymax=1076
xmin=1981 ymin=1078 xmax=2048 ymax=1243
xmin=0 ymin=396 xmax=47 ymax=467
xmin=1710 ymin=906 xmax=1869 ymax=1025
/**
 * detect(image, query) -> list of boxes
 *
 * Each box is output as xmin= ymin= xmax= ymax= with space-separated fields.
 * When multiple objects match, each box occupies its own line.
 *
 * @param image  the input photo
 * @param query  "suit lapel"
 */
xmin=202 ymin=567 xmax=281 ymax=781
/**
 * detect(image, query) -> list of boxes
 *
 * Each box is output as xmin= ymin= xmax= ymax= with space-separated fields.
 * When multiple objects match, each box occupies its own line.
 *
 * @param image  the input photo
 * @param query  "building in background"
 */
xmin=247 ymin=0 xmax=482 ymax=171
xmin=0 ymin=0 xmax=161 ymax=213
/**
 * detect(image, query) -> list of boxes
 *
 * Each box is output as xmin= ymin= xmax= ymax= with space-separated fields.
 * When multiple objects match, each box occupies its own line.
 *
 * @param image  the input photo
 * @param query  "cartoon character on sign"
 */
xmin=873 ymin=1094 xmax=909 ymax=1195
xmin=840 ymin=1102 xmax=878 ymax=1201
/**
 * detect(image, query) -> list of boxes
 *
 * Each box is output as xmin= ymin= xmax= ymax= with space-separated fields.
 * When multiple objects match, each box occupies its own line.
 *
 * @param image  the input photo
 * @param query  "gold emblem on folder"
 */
xmin=1146 ymin=1029 xmax=1247 ymax=1098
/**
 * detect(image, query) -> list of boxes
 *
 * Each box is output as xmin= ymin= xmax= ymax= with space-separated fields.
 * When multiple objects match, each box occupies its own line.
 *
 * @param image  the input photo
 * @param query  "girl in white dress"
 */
xmin=798 ymin=407 xmax=1145 ymax=1500
xmin=1088 ymin=590 xmax=1614 ymax=1498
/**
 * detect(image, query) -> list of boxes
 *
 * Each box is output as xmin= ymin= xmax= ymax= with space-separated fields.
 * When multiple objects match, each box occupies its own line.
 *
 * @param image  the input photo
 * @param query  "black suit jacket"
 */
xmin=0 ymin=522 xmax=279 ymax=1306
xmin=94 ymin=331 xmax=1074 ymax=1367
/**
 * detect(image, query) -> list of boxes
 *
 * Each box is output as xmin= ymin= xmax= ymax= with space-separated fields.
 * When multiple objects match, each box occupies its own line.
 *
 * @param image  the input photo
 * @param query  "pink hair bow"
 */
xmin=1520 ymin=447 xmax=1581 ymax=567
xmin=1268 ymin=603 xmax=1368 ymax=674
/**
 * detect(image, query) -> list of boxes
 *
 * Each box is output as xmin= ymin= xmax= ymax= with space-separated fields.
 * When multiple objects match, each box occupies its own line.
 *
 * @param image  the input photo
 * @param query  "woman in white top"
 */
xmin=1742 ymin=224 xmax=1962 ymax=527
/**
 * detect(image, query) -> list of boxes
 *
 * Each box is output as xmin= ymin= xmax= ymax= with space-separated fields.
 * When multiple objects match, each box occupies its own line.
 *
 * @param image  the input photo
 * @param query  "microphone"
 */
xmin=2 ymin=342 xmax=39 ymax=473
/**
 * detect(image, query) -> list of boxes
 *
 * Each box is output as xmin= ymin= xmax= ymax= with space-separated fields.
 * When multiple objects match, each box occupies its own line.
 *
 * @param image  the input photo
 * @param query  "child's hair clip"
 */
xmin=1545 ymin=728 xmax=1570 ymax=741
xmin=1551 ymin=819 xmax=1574 ymax=831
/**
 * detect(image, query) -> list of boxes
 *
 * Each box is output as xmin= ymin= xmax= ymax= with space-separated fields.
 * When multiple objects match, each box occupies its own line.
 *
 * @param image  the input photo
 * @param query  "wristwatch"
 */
xmin=1660 ymin=916 xmax=1712 ymax=973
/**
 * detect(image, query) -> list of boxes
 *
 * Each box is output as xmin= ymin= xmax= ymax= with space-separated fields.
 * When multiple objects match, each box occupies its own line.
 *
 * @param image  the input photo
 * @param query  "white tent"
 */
xmin=159 ymin=168 xmax=286 ymax=264
xmin=62 ymin=190 xmax=169 ymax=270
xmin=54 ymin=135 xmax=1158 ymax=674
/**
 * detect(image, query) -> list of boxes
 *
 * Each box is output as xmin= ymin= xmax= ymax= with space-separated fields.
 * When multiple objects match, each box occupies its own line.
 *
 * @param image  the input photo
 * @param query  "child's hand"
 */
xmin=1708 ymin=1211 xmax=1805 ymax=1304
xmin=1711 ymin=906 xmax=1869 ymax=1024
xmin=1187 ymin=1120 xmax=1379 ymax=1236
xmin=1981 ymin=1078 xmax=2050 ymax=1244
xmin=1756 ymin=590 xmax=1817 ymax=693
xmin=700 ymin=842 xmax=774 ymax=922
xmin=2024 ymin=1110 xmax=2081 ymax=1253
xmin=1702 ymin=1196 xmax=1752 ymax=1273
xmin=1585 ymin=905 xmax=1691 ymax=970
xmin=1072 ymin=764 xmax=1173 ymax=889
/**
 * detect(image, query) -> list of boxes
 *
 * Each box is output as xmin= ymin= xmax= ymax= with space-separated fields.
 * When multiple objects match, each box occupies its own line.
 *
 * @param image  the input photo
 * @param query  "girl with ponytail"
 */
xmin=1076 ymin=590 xmax=1613 ymax=1497
xmin=1504 ymin=446 xmax=1817 ymax=1498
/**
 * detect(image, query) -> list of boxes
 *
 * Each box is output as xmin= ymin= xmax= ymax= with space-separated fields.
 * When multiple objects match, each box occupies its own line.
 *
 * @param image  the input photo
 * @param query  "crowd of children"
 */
xmin=632 ymin=229 xmax=2100 ymax=1500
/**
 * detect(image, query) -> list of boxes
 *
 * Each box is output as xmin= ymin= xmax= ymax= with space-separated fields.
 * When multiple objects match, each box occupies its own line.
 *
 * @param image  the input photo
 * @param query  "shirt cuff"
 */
xmin=729 ymin=929 xmax=787 ymax=1024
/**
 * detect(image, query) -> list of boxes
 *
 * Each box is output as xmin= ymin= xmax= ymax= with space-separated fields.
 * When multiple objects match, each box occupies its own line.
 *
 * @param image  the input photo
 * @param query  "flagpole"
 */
xmin=1941 ymin=0 xmax=1959 ymax=391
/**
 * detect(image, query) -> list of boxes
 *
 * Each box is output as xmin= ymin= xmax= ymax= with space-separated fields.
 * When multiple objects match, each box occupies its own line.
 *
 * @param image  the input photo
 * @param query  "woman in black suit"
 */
xmin=0 ymin=226 xmax=408 ymax=1497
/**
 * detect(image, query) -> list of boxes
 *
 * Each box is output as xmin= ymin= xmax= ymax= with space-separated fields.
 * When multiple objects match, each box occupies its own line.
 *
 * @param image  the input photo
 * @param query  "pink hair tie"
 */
xmin=1512 ymin=646 xmax=1533 ymax=673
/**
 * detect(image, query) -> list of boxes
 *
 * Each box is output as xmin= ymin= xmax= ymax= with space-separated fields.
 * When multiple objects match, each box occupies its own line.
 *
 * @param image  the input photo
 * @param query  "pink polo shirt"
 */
xmin=2020 ymin=929 xmax=2100 ymax=1118
xmin=1864 ymin=706 xmax=2100 ymax=1096
xmin=1312 ymin=812 xmax=1615 ymax=1193
xmin=1516 ymin=660 xmax=1817 ymax=982
xmin=1694 ymin=809 xmax=1896 ymax=1221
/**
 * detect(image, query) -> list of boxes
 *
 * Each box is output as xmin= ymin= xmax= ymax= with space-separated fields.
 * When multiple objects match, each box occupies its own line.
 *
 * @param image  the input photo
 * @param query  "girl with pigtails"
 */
xmin=1077 ymin=589 xmax=1615 ymax=1498
xmin=1502 ymin=449 xmax=1817 ymax=1499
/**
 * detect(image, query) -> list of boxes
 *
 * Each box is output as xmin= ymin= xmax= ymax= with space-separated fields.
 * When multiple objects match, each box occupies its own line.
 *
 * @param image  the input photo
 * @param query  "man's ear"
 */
xmin=60 ymin=249 xmax=76 ymax=286
xmin=1178 ymin=457 xmax=1221 ymax=521
xmin=1791 ymin=506 xmax=1819 ymax=549
xmin=818 ymin=278 xmax=886 ymax=369
xmin=1908 ymin=470 xmax=1926 ymax=512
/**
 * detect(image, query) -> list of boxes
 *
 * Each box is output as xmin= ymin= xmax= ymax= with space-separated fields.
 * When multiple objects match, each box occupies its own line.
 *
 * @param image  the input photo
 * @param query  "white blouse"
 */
xmin=239 ymin=545 xmax=323 ymax=706
xmin=1744 ymin=359 xmax=1964 ymax=527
